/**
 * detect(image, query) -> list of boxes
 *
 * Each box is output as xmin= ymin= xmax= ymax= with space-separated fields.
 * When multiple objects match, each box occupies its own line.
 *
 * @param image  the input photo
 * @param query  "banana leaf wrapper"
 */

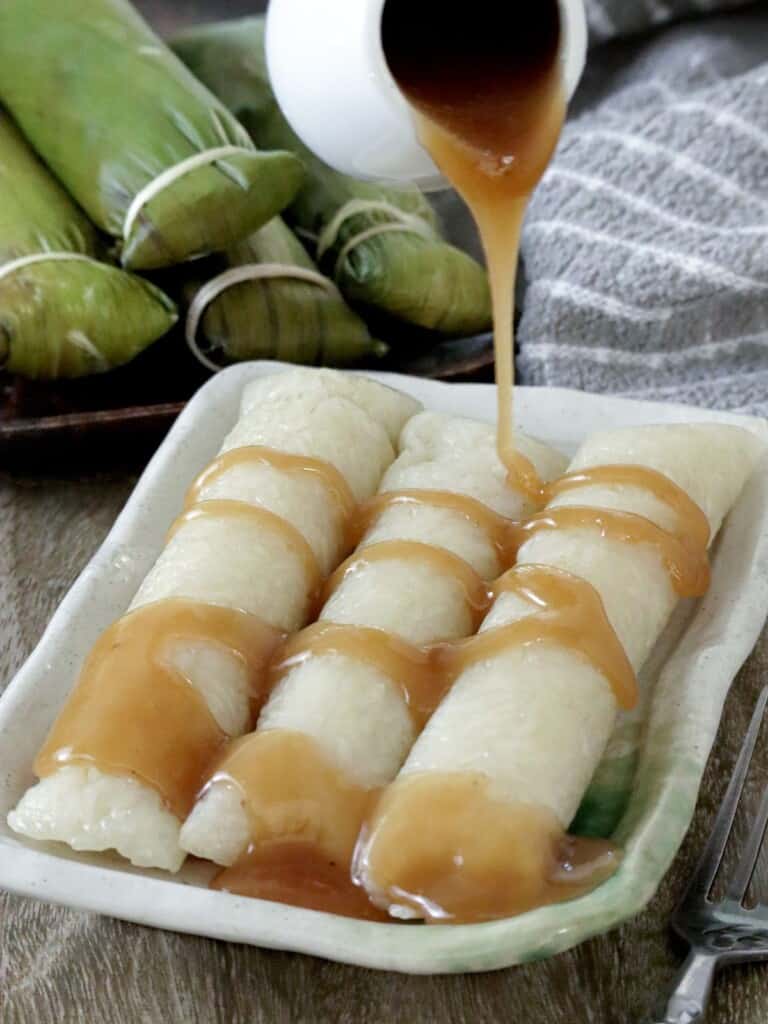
xmin=182 ymin=217 xmax=385 ymax=369
xmin=0 ymin=0 xmax=304 ymax=271
xmin=0 ymin=113 xmax=176 ymax=379
xmin=172 ymin=19 xmax=492 ymax=337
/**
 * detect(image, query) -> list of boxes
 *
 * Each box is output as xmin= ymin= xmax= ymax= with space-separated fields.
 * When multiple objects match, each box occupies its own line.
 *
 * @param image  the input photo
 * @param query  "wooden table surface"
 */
xmin=1 ymin=471 xmax=767 ymax=1024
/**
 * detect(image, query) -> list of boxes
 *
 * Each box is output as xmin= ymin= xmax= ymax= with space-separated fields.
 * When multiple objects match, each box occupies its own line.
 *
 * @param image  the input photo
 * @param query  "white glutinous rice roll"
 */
xmin=179 ymin=413 xmax=567 ymax=881
xmin=356 ymin=423 xmax=765 ymax=922
xmin=8 ymin=369 xmax=419 ymax=871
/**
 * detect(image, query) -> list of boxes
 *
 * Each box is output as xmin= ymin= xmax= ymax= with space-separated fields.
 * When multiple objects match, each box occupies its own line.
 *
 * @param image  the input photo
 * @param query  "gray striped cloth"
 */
xmin=517 ymin=3 xmax=768 ymax=415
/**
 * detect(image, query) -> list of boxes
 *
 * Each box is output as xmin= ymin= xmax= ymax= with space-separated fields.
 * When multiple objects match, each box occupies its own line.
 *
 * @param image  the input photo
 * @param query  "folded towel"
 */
xmin=517 ymin=5 xmax=768 ymax=415
xmin=587 ymin=0 xmax=757 ymax=43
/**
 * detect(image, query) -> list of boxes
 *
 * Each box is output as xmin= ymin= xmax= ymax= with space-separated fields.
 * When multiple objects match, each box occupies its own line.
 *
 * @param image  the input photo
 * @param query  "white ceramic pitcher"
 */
xmin=265 ymin=0 xmax=587 ymax=190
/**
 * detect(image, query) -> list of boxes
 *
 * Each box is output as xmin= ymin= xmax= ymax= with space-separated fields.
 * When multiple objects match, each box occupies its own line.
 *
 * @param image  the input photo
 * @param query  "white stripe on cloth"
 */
xmin=524 ymin=279 xmax=676 ymax=323
xmin=560 ymin=129 xmax=768 ymax=212
xmin=524 ymin=220 xmax=768 ymax=291
xmin=520 ymin=333 xmax=768 ymax=369
xmin=543 ymin=168 xmax=768 ymax=236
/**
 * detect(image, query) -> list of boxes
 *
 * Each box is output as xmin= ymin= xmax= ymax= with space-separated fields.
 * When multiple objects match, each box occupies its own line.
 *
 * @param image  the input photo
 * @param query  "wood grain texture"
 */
xmin=1 ymin=471 xmax=767 ymax=1024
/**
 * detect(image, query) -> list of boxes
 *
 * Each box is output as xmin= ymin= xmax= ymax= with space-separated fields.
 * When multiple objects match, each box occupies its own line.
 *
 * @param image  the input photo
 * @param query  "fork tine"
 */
xmin=681 ymin=686 xmax=768 ymax=905
xmin=725 ymin=780 xmax=768 ymax=903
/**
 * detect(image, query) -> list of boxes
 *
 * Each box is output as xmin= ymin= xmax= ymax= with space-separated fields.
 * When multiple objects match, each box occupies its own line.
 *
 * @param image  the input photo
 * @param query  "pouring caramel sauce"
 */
xmin=382 ymin=0 xmax=564 ymax=499
xmin=31 ymin=0 xmax=718 ymax=923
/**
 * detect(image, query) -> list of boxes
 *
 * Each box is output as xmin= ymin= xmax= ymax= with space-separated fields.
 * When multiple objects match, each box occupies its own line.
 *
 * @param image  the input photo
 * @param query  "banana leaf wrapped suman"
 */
xmin=173 ymin=19 xmax=492 ymax=337
xmin=0 ymin=113 xmax=176 ymax=379
xmin=0 ymin=0 xmax=304 ymax=271
xmin=183 ymin=217 xmax=385 ymax=370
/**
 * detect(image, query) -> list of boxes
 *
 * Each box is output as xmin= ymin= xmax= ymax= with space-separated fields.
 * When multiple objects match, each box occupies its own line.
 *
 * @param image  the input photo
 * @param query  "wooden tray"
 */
xmin=0 ymin=331 xmax=494 ymax=473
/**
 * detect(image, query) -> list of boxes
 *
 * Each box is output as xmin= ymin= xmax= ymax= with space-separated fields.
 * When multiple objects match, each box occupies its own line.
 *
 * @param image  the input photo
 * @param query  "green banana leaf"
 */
xmin=0 ymin=0 xmax=304 ymax=271
xmin=183 ymin=217 xmax=385 ymax=369
xmin=0 ymin=113 xmax=176 ymax=379
xmin=173 ymin=19 xmax=492 ymax=337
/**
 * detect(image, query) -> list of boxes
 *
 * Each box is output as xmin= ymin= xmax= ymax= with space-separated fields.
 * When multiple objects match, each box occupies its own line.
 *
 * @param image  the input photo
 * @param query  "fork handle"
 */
xmin=652 ymin=951 xmax=719 ymax=1023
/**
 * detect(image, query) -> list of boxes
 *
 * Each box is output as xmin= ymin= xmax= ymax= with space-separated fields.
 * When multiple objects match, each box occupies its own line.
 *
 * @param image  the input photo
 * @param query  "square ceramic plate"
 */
xmin=2 ymin=362 xmax=768 ymax=974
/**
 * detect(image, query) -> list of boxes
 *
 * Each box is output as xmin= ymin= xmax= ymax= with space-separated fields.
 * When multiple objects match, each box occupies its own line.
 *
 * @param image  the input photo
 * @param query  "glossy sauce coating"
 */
xmin=510 ymin=506 xmax=711 ymax=597
xmin=34 ymin=434 xmax=713 ymax=922
xmin=34 ymin=447 xmax=361 ymax=821
xmin=168 ymin=499 xmax=323 ymax=606
xmin=209 ymin=730 xmax=386 ymax=919
xmin=353 ymin=488 xmax=520 ymax=564
xmin=186 ymin=445 xmax=358 ymax=547
xmin=322 ymin=539 xmax=493 ymax=629
xmin=355 ymin=772 xmax=620 ymax=923
xmin=35 ymin=600 xmax=283 ymax=819
xmin=212 ymin=462 xmax=711 ymax=917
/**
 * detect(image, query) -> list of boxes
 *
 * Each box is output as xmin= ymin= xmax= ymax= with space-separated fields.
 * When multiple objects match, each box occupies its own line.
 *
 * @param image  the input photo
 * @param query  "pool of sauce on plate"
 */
xmin=382 ymin=0 xmax=565 ymax=499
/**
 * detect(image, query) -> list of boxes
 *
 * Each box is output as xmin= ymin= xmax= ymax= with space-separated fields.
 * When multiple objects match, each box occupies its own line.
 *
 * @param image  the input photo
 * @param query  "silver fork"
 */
xmin=652 ymin=686 xmax=768 ymax=1024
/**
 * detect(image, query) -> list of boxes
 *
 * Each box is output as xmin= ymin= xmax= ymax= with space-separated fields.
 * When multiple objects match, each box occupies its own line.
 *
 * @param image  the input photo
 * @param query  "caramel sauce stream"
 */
xmin=382 ymin=0 xmax=565 ymax=498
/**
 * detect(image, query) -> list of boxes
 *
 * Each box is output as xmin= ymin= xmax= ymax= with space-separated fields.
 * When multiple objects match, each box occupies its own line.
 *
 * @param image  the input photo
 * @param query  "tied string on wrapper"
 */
xmin=122 ymin=145 xmax=255 ymax=248
xmin=185 ymin=263 xmax=343 ymax=373
xmin=314 ymin=199 xmax=435 ymax=282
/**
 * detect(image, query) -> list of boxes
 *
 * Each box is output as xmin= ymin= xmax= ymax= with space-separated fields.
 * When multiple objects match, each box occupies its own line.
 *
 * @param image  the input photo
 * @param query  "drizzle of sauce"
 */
xmin=209 ymin=564 xmax=636 ymax=917
xmin=167 ymin=499 xmax=322 ymax=605
xmin=35 ymin=600 xmax=283 ymax=819
xmin=33 ymin=446 xmax=363 ymax=823
xmin=322 ymin=539 xmax=493 ymax=629
xmin=209 ymin=730 xmax=386 ymax=919
xmin=270 ymin=622 xmax=449 ymax=731
xmin=353 ymin=488 xmax=519 ymax=564
xmin=382 ymin=0 xmax=564 ymax=498
xmin=354 ymin=772 xmax=620 ymax=924
xmin=545 ymin=464 xmax=712 ymax=551
xmin=186 ymin=445 xmax=358 ymax=547
xmin=509 ymin=506 xmax=711 ymax=597
xmin=274 ymin=565 xmax=638 ymax=722
xmin=472 ymin=565 xmax=637 ymax=711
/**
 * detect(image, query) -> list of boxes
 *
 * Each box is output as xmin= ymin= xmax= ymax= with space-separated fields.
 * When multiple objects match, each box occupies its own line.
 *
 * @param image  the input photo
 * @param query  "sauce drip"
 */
xmin=353 ymin=488 xmax=519 ymax=564
xmin=545 ymin=464 xmax=712 ymax=551
xmin=270 ymin=622 xmax=451 ymax=731
xmin=35 ymin=600 xmax=283 ymax=819
xmin=472 ymin=565 xmax=637 ymax=710
xmin=382 ymin=0 xmax=564 ymax=497
xmin=509 ymin=506 xmax=711 ymax=598
xmin=273 ymin=566 xmax=638 ymax=722
xmin=354 ymin=772 xmax=619 ymax=924
xmin=186 ymin=445 xmax=357 ymax=544
xmin=214 ymin=564 xmax=636 ymax=916
xmin=168 ymin=499 xmax=322 ymax=606
xmin=322 ymin=539 xmax=492 ymax=629
xmin=34 ymin=443 xmax=363 ymax=825
xmin=210 ymin=730 xmax=386 ymax=918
